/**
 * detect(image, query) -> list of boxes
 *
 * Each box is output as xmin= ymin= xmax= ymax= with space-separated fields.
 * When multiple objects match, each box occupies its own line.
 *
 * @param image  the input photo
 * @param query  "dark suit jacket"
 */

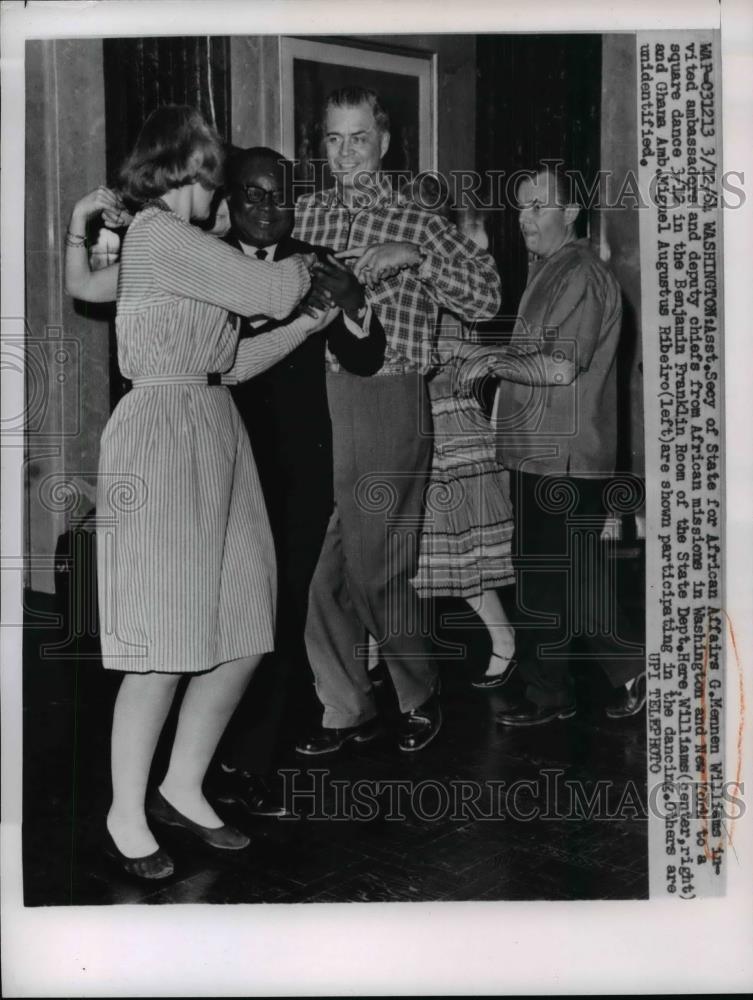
xmin=226 ymin=232 xmax=385 ymax=553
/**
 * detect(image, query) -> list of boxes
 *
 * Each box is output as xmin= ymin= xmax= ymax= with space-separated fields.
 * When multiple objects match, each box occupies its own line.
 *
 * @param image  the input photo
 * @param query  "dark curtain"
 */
xmin=475 ymin=34 xmax=602 ymax=329
xmin=103 ymin=36 xmax=232 ymax=185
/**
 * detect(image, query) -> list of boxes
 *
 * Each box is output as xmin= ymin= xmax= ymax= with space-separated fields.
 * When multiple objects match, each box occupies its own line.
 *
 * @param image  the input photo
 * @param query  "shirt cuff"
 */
xmin=415 ymin=248 xmax=440 ymax=283
xmin=342 ymin=305 xmax=372 ymax=340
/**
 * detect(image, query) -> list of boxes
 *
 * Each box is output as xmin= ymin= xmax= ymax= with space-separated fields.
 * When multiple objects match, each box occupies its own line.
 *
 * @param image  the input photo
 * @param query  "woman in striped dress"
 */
xmin=65 ymin=106 xmax=329 ymax=879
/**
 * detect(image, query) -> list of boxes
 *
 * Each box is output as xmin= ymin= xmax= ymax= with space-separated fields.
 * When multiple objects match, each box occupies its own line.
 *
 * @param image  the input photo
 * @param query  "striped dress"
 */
xmin=411 ymin=370 xmax=515 ymax=599
xmin=96 ymin=202 xmax=310 ymax=673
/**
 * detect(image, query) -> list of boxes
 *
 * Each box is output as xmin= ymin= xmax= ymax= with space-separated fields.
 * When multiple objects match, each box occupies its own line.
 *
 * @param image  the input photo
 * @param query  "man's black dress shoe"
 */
xmin=215 ymin=771 xmax=291 ymax=818
xmin=295 ymin=717 xmax=383 ymax=756
xmin=495 ymin=697 xmax=577 ymax=727
xmin=605 ymin=673 xmax=647 ymax=719
xmin=147 ymin=788 xmax=250 ymax=850
xmin=397 ymin=691 xmax=442 ymax=752
xmin=471 ymin=657 xmax=518 ymax=690
xmin=103 ymin=828 xmax=174 ymax=880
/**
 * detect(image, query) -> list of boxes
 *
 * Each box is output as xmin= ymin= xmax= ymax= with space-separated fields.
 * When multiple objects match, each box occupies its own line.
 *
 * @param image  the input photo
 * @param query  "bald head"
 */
xmin=227 ymin=146 xmax=294 ymax=248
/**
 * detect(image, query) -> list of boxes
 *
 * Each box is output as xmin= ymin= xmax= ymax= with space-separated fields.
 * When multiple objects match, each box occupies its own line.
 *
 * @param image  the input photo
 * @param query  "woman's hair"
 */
xmin=118 ymin=104 xmax=225 ymax=210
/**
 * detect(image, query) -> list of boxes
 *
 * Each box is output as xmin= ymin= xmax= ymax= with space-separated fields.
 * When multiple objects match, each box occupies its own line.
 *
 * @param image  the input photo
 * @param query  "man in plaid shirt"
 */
xmin=293 ymin=86 xmax=502 ymax=756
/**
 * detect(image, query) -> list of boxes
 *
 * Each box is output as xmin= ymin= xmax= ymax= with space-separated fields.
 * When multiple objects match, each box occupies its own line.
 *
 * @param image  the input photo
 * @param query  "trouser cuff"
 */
xmin=321 ymin=707 xmax=378 ymax=730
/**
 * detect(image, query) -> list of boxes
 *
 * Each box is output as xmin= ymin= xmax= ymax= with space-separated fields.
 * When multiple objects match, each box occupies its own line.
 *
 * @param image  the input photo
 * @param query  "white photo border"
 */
xmin=2 ymin=0 xmax=752 ymax=996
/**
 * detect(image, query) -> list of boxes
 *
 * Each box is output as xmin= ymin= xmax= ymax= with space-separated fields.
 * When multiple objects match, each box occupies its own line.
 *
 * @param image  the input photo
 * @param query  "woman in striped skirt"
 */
xmin=398 ymin=176 xmax=518 ymax=688
xmin=65 ymin=106 xmax=331 ymax=879
xmin=411 ymin=325 xmax=518 ymax=687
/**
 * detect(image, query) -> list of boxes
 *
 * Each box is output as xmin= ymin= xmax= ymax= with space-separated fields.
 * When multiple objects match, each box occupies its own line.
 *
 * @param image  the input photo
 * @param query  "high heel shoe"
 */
xmin=103 ymin=828 xmax=175 ymax=880
xmin=147 ymin=788 xmax=250 ymax=851
xmin=471 ymin=655 xmax=518 ymax=690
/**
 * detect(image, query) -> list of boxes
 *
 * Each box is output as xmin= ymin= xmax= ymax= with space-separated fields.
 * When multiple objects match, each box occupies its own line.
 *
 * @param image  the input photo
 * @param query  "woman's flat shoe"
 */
xmin=472 ymin=657 xmax=518 ymax=690
xmin=103 ymin=828 xmax=174 ymax=880
xmin=147 ymin=788 xmax=250 ymax=851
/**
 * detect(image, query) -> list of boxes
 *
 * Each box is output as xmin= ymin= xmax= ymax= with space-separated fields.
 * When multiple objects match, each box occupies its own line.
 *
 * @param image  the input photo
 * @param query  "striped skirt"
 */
xmin=96 ymin=383 xmax=276 ymax=673
xmin=411 ymin=377 xmax=514 ymax=599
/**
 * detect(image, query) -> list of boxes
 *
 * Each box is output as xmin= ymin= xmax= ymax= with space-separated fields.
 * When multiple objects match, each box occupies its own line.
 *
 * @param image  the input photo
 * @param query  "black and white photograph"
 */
xmin=1 ymin=0 xmax=752 ymax=996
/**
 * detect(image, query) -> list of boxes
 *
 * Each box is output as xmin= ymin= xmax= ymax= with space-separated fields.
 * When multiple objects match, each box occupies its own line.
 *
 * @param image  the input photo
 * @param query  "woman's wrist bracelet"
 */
xmin=65 ymin=229 xmax=87 ymax=248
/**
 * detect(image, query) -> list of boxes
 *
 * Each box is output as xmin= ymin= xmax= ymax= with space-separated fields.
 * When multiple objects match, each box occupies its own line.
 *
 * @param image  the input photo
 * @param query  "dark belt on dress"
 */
xmin=126 ymin=373 xmax=229 ymax=389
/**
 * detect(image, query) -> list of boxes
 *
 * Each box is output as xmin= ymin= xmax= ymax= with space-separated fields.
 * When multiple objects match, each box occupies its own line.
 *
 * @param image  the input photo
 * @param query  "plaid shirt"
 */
xmin=294 ymin=176 xmax=502 ymax=374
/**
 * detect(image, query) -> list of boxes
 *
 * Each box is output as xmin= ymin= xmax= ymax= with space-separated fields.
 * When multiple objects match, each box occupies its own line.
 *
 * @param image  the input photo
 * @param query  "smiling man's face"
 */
xmin=228 ymin=155 xmax=293 ymax=248
xmin=324 ymin=102 xmax=389 ymax=194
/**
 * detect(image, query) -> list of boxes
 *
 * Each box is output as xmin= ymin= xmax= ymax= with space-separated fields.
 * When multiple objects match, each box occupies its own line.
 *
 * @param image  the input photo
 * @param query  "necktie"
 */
xmin=255 ymin=248 xmax=268 ymax=260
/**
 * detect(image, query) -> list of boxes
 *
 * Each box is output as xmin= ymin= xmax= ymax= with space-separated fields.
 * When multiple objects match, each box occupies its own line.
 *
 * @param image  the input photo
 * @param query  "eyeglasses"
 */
xmin=242 ymin=185 xmax=287 ymax=207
